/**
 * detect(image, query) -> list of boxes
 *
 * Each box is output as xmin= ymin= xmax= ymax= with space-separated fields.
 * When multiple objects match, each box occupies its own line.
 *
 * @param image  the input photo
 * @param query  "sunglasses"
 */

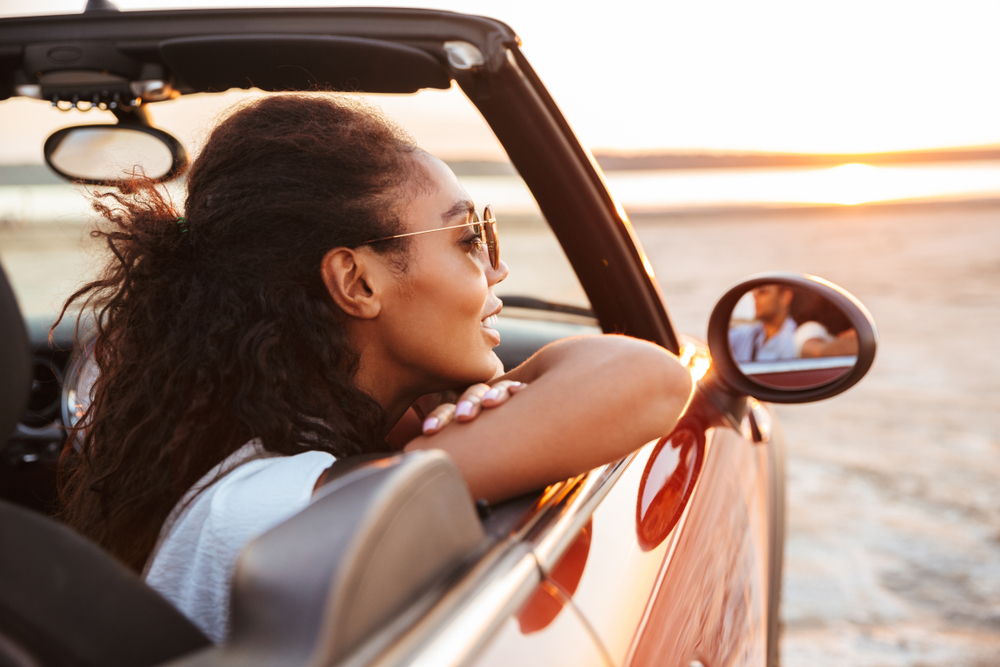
xmin=361 ymin=205 xmax=500 ymax=270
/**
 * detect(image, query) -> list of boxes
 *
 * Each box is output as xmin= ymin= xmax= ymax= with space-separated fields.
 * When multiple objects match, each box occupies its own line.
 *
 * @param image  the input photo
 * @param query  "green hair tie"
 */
xmin=176 ymin=217 xmax=189 ymax=234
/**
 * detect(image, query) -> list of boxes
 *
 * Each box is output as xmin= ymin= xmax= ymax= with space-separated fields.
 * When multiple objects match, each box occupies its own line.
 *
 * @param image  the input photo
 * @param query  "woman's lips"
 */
xmin=480 ymin=313 xmax=501 ymax=344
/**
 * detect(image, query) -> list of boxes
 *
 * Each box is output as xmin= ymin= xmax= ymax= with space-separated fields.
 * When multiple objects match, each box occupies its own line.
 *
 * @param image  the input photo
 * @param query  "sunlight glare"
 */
xmin=822 ymin=163 xmax=880 ymax=206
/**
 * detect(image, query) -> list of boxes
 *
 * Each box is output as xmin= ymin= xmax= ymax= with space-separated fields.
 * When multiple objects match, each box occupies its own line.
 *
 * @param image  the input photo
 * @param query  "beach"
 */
xmin=627 ymin=201 xmax=1000 ymax=666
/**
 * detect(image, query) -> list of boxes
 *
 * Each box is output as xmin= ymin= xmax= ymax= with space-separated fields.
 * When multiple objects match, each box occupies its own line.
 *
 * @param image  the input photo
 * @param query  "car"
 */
xmin=0 ymin=4 xmax=877 ymax=667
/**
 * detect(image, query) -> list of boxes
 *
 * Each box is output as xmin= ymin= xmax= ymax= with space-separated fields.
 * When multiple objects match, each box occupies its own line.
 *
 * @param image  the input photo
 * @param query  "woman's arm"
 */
xmin=404 ymin=335 xmax=692 ymax=503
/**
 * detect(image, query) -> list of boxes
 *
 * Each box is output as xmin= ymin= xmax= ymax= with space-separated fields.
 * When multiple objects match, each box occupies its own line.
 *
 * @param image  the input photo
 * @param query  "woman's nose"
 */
xmin=488 ymin=258 xmax=510 ymax=286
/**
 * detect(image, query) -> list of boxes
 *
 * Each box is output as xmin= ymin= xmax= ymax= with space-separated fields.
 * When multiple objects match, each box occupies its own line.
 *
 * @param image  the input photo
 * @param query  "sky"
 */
xmin=2 ymin=0 xmax=999 ymax=155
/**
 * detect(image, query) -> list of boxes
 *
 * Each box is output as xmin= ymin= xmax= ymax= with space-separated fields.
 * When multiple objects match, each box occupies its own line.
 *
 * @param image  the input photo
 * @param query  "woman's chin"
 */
xmin=487 ymin=351 xmax=504 ymax=379
xmin=466 ymin=352 xmax=502 ymax=385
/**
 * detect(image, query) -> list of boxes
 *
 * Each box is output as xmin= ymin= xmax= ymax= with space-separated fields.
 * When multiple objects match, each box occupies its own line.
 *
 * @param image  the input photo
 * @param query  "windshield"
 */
xmin=0 ymin=85 xmax=590 ymax=323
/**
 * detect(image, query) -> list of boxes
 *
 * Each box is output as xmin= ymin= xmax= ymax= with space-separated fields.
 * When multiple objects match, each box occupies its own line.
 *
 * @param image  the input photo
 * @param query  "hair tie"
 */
xmin=176 ymin=217 xmax=189 ymax=234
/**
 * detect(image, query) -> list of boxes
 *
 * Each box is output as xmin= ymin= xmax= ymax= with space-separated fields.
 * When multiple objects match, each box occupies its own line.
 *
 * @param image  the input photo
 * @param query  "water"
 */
xmin=462 ymin=161 xmax=1000 ymax=214
xmin=3 ymin=161 xmax=999 ymax=225
xmin=3 ymin=161 xmax=999 ymax=320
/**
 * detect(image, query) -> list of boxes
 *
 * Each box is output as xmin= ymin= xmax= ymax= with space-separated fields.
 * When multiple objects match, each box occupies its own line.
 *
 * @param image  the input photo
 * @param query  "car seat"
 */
xmin=0 ymin=261 xmax=212 ymax=667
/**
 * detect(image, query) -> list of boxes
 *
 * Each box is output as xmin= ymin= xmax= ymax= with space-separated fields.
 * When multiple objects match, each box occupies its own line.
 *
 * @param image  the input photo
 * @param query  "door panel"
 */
xmin=567 ymin=422 xmax=772 ymax=667
xmin=563 ymin=428 xmax=701 ymax=665
xmin=468 ymin=580 xmax=611 ymax=667
xmin=625 ymin=426 xmax=771 ymax=667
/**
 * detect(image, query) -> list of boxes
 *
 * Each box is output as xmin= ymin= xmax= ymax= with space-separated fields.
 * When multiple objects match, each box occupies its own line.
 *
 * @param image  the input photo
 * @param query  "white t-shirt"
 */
xmin=143 ymin=440 xmax=335 ymax=643
xmin=793 ymin=320 xmax=833 ymax=357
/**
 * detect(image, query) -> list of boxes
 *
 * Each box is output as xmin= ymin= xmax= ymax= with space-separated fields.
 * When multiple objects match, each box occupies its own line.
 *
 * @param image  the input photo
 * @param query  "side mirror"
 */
xmin=44 ymin=124 xmax=188 ymax=186
xmin=705 ymin=273 xmax=878 ymax=403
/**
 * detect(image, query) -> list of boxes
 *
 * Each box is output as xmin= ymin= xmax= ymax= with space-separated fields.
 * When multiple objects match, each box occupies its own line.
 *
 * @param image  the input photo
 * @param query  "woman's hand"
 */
xmin=420 ymin=380 xmax=527 ymax=435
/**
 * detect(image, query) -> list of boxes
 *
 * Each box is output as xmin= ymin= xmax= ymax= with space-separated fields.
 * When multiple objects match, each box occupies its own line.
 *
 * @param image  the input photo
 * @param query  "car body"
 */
xmin=0 ymin=6 xmax=877 ymax=667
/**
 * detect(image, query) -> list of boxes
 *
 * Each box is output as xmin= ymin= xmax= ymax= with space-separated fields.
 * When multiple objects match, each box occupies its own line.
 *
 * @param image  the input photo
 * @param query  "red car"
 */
xmin=0 ymin=5 xmax=876 ymax=666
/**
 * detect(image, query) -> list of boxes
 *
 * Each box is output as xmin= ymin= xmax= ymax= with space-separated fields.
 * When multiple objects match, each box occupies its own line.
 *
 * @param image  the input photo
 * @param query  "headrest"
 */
xmin=0 ymin=262 xmax=30 ymax=450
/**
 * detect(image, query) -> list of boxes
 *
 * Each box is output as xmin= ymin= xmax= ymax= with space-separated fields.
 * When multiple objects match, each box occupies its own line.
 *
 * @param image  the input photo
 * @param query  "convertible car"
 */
xmin=0 ymin=4 xmax=877 ymax=667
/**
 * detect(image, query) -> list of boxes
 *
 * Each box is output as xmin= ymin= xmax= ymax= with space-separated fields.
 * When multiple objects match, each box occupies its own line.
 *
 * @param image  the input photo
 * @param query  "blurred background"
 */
xmin=1 ymin=1 xmax=998 ymax=665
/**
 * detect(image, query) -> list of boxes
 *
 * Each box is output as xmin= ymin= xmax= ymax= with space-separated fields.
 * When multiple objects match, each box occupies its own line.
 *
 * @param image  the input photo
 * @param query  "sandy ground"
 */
xmin=3 ymin=199 xmax=999 ymax=665
xmin=627 ymin=202 xmax=1000 ymax=667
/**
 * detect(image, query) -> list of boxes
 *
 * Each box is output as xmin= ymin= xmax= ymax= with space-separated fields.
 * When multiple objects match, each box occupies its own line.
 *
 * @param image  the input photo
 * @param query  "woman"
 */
xmin=57 ymin=95 xmax=692 ymax=642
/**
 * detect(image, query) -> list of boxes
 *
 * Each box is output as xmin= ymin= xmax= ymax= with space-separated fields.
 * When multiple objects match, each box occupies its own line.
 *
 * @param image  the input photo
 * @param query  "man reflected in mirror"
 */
xmin=729 ymin=284 xmax=797 ymax=362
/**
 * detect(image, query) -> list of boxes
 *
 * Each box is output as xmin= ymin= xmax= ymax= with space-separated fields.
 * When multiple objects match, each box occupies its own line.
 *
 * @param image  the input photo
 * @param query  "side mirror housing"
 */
xmin=704 ymin=272 xmax=878 ymax=403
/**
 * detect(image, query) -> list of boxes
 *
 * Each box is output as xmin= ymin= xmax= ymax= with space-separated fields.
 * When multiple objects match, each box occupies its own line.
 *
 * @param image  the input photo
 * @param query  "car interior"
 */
xmin=0 ymin=7 xmax=613 ymax=665
xmin=0 ymin=5 xmax=879 ymax=667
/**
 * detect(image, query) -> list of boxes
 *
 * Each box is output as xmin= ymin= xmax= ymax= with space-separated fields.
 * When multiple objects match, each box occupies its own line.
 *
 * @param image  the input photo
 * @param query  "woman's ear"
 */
xmin=320 ymin=247 xmax=382 ymax=319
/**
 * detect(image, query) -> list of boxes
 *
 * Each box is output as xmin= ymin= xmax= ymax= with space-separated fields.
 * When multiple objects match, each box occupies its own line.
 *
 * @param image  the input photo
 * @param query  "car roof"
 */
xmin=0 ymin=6 xmax=520 ymax=101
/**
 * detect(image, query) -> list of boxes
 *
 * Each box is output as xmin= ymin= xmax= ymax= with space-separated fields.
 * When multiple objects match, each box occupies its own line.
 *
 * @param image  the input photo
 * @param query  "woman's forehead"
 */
xmin=404 ymin=153 xmax=474 ymax=230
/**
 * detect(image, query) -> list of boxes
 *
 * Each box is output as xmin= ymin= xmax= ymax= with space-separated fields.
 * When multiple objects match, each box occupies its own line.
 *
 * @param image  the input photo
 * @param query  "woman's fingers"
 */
xmin=422 ymin=402 xmax=456 ymax=435
xmin=421 ymin=381 xmax=529 ymax=434
xmin=453 ymin=383 xmax=492 ymax=422
xmin=481 ymin=380 xmax=528 ymax=407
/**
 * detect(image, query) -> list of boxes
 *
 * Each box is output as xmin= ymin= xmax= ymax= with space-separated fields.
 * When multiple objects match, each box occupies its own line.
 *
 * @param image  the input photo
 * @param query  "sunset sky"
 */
xmin=2 ymin=0 xmax=999 ymax=155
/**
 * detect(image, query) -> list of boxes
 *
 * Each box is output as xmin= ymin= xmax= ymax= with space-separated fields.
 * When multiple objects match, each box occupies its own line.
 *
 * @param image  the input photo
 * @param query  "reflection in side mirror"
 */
xmin=706 ymin=273 xmax=877 ymax=404
xmin=728 ymin=284 xmax=859 ymax=389
xmin=44 ymin=124 xmax=188 ymax=186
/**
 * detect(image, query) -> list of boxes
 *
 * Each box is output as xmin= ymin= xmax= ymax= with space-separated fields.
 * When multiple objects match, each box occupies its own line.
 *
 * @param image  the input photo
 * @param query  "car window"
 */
xmin=0 ymin=85 xmax=590 ymax=322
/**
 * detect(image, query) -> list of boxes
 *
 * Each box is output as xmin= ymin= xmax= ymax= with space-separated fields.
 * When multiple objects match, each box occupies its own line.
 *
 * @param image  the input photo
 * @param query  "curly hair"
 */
xmin=56 ymin=94 xmax=419 ymax=572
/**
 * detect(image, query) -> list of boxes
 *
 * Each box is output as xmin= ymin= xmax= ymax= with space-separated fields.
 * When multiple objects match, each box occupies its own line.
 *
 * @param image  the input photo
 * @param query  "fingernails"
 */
xmin=455 ymin=401 xmax=474 ymax=418
xmin=483 ymin=388 xmax=501 ymax=401
xmin=422 ymin=417 xmax=439 ymax=433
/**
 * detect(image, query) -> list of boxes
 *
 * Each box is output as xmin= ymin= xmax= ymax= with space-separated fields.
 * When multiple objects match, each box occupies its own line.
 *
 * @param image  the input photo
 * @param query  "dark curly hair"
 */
xmin=56 ymin=94 xmax=419 ymax=572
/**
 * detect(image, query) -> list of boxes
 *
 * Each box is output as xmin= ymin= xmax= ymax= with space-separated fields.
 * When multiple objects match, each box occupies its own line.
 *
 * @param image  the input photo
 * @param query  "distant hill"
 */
xmin=446 ymin=147 xmax=1000 ymax=176
xmin=0 ymin=164 xmax=62 ymax=185
xmin=591 ymin=146 xmax=1000 ymax=170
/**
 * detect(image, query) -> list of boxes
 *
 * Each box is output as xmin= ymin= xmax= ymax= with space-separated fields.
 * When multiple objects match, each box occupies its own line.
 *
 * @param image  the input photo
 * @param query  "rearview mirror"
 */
xmin=706 ymin=273 xmax=877 ymax=403
xmin=44 ymin=124 xmax=188 ymax=186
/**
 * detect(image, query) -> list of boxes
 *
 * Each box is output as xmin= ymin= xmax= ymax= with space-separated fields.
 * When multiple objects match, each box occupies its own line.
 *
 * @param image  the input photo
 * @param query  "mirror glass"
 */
xmin=727 ymin=283 xmax=859 ymax=389
xmin=46 ymin=126 xmax=177 ymax=183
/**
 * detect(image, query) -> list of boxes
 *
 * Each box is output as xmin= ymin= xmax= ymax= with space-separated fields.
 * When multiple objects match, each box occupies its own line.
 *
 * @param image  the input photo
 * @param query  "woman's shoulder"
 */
xmin=143 ymin=442 xmax=335 ymax=642
xmin=152 ymin=441 xmax=336 ymax=563
xmin=205 ymin=441 xmax=335 ymax=510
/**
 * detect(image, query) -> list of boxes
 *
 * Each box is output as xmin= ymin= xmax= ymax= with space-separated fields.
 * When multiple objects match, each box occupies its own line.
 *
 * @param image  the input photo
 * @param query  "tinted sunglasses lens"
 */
xmin=483 ymin=205 xmax=499 ymax=269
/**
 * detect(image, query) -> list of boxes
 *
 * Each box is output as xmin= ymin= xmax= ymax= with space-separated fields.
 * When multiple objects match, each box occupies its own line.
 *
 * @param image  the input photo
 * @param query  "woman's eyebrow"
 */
xmin=441 ymin=199 xmax=475 ymax=224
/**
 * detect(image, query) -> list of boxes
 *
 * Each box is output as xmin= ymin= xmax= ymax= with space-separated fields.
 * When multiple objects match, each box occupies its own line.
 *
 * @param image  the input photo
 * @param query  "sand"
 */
xmin=628 ymin=201 xmax=1000 ymax=666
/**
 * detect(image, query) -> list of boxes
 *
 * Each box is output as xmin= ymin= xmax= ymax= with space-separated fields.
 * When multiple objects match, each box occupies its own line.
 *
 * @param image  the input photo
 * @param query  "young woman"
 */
xmin=58 ymin=95 xmax=692 ymax=642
